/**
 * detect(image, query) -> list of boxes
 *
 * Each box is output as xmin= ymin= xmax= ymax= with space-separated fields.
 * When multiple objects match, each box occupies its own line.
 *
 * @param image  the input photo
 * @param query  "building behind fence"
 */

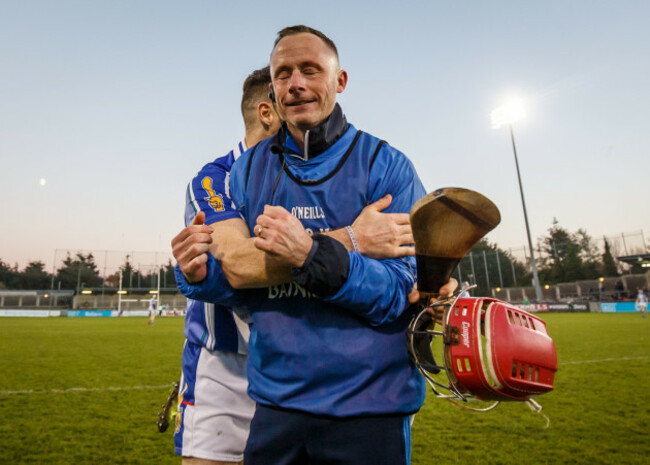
xmin=490 ymin=272 xmax=649 ymax=303
xmin=457 ymin=229 xmax=649 ymax=298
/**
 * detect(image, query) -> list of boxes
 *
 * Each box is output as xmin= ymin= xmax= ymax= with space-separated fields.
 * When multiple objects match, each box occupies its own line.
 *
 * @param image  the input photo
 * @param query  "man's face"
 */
xmin=270 ymin=33 xmax=347 ymax=133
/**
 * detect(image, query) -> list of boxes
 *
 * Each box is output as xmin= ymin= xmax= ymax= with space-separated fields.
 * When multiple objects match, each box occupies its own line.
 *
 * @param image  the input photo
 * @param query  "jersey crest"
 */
xmin=201 ymin=176 xmax=225 ymax=212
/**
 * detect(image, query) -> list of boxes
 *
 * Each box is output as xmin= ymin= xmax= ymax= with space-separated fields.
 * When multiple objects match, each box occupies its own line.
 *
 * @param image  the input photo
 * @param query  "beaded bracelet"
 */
xmin=345 ymin=226 xmax=360 ymax=252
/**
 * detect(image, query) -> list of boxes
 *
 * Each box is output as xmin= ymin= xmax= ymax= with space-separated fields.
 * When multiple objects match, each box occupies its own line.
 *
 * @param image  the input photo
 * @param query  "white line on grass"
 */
xmin=2 ymin=357 xmax=648 ymax=395
xmin=561 ymin=355 xmax=649 ymax=365
xmin=0 ymin=384 xmax=171 ymax=396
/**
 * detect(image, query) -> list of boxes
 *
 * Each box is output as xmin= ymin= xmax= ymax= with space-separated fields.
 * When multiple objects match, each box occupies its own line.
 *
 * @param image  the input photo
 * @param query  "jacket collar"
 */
xmin=270 ymin=103 xmax=349 ymax=160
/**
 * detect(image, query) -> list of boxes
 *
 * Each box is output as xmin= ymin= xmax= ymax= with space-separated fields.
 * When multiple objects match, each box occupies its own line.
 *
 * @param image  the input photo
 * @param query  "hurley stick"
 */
xmin=410 ymin=187 xmax=501 ymax=304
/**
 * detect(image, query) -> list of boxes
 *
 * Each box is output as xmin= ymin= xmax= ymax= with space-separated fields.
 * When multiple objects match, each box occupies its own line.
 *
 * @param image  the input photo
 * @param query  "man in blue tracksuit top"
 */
xmin=175 ymin=25 xmax=455 ymax=464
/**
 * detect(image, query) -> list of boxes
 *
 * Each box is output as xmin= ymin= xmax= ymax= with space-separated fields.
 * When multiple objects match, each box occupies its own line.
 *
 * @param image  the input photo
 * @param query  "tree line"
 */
xmin=1 ymin=219 xmax=645 ymax=292
xmin=460 ymin=218 xmax=637 ymax=296
xmin=0 ymin=253 xmax=175 ymax=291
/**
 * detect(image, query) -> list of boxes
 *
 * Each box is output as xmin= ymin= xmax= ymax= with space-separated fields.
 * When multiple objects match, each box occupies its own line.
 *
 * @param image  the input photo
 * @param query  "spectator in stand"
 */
xmin=614 ymin=280 xmax=625 ymax=300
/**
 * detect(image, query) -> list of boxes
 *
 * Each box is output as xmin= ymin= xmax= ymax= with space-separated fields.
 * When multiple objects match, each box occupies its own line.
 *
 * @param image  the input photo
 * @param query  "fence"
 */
xmin=50 ymin=248 xmax=176 ymax=291
xmin=461 ymin=230 xmax=649 ymax=297
xmin=20 ymin=230 xmax=650 ymax=306
xmin=74 ymin=290 xmax=187 ymax=312
xmin=0 ymin=290 xmax=74 ymax=309
xmin=490 ymin=272 xmax=649 ymax=303
xmin=0 ymin=288 xmax=186 ymax=312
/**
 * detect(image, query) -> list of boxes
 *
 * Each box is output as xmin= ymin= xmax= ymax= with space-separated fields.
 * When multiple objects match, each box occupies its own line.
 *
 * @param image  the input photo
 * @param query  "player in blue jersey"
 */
xmin=171 ymin=67 xmax=281 ymax=465
xmin=148 ymin=296 xmax=157 ymax=326
xmin=174 ymin=26 xmax=456 ymax=464
xmin=171 ymin=65 xmax=421 ymax=465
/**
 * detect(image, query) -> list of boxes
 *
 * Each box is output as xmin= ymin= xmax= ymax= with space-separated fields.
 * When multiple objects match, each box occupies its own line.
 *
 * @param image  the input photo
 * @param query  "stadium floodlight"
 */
xmin=81 ymin=290 xmax=93 ymax=295
xmin=149 ymin=290 xmax=159 ymax=294
xmin=117 ymin=290 xmax=128 ymax=295
xmin=491 ymin=98 xmax=543 ymax=302
xmin=490 ymin=98 xmax=525 ymax=129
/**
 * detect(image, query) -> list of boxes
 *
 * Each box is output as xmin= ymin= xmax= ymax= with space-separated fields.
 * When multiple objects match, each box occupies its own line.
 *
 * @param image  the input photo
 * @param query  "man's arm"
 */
xmin=173 ymin=253 xmax=247 ymax=307
xmin=253 ymin=205 xmax=456 ymax=326
xmin=212 ymin=194 xmax=415 ymax=288
xmin=323 ymin=254 xmax=416 ymax=326
xmin=208 ymin=217 xmax=291 ymax=289
xmin=324 ymin=194 xmax=415 ymax=259
xmin=172 ymin=194 xmax=415 ymax=288
xmin=172 ymin=197 xmax=286 ymax=289
xmin=171 ymin=212 xmax=248 ymax=307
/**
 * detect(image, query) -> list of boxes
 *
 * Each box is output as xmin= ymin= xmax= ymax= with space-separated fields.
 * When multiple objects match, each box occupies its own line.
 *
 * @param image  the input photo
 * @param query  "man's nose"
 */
xmin=288 ymin=70 xmax=306 ymax=91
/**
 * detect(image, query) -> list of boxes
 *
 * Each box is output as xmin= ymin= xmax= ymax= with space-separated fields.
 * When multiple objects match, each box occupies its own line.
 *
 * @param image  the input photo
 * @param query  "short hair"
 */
xmin=241 ymin=66 xmax=272 ymax=130
xmin=272 ymin=25 xmax=339 ymax=61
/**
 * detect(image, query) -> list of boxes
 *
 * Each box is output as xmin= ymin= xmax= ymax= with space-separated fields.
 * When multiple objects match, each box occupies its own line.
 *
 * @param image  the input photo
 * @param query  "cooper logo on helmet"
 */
xmin=461 ymin=321 xmax=471 ymax=349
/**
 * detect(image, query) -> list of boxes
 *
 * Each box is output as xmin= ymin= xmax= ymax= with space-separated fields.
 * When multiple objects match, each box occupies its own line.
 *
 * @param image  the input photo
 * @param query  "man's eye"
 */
xmin=303 ymin=68 xmax=318 ymax=75
xmin=276 ymin=72 xmax=290 ymax=80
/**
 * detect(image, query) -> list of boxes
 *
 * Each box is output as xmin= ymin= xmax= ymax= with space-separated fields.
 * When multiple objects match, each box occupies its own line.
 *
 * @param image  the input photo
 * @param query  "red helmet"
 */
xmin=408 ymin=295 xmax=558 ymax=407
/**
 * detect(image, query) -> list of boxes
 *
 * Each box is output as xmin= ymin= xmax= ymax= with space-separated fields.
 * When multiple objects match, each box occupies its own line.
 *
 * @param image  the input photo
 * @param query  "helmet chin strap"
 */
xmin=526 ymin=398 xmax=551 ymax=429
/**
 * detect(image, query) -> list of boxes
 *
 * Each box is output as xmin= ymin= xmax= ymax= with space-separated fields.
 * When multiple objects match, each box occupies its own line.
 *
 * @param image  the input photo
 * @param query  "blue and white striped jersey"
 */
xmin=182 ymin=141 xmax=250 ymax=354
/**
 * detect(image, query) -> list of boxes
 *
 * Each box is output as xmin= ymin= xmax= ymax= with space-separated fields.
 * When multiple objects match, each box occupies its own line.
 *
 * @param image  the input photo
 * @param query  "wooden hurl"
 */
xmin=410 ymin=187 xmax=501 ymax=302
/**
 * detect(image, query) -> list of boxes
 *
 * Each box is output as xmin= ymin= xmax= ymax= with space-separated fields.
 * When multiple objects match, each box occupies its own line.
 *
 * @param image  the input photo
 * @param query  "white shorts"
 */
xmin=174 ymin=342 xmax=254 ymax=462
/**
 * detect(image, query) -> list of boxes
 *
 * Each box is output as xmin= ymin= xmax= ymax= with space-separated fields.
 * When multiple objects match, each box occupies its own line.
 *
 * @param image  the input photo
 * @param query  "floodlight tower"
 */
xmin=491 ymin=99 xmax=543 ymax=302
xmin=156 ymin=266 xmax=161 ymax=310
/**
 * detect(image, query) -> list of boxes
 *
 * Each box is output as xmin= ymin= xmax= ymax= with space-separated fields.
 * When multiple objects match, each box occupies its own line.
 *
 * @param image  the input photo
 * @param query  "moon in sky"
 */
xmin=39 ymin=178 xmax=46 ymax=186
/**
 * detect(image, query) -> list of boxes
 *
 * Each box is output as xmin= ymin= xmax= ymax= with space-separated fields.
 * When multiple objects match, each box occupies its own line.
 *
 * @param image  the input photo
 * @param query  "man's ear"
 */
xmin=336 ymin=69 xmax=348 ymax=94
xmin=258 ymin=101 xmax=276 ymax=130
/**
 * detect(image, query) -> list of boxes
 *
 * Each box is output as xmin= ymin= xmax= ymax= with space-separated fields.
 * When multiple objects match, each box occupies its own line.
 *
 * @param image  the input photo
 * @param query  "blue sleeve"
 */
xmin=324 ymin=145 xmax=426 ymax=326
xmin=185 ymin=157 xmax=242 ymax=227
xmin=323 ymin=253 xmax=416 ymax=326
xmin=227 ymin=151 xmax=249 ymax=226
xmin=174 ymin=254 xmax=247 ymax=307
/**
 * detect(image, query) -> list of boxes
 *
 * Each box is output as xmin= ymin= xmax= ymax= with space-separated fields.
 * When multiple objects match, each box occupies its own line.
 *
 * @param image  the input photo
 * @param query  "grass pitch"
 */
xmin=412 ymin=313 xmax=650 ymax=464
xmin=0 ymin=313 xmax=648 ymax=464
